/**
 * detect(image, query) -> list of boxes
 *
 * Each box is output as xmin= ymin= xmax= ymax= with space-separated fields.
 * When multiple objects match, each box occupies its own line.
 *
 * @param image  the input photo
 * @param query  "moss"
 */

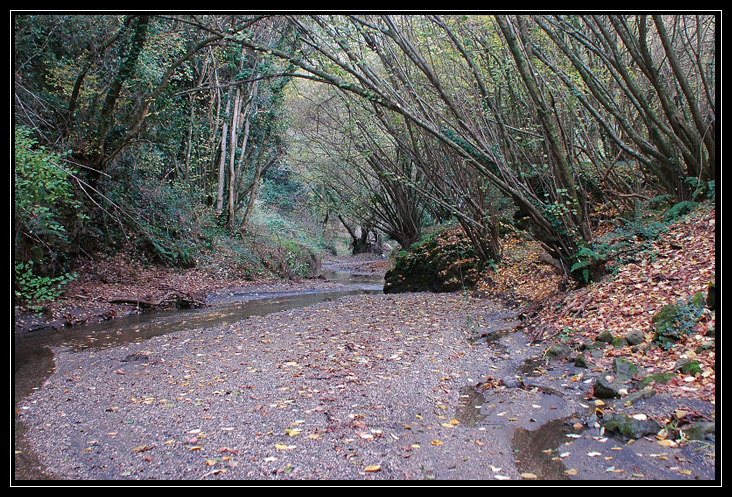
xmin=384 ymin=224 xmax=482 ymax=294
xmin=678 ymin=360 xmax=701 ymax=376
xmin=638 ymin=372 xmax=675 ymax=389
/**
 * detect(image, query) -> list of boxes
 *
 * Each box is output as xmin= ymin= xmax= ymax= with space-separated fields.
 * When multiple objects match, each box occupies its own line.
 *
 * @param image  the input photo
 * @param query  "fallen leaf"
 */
xmin=364 ymin=464 xmax=381 ymax=472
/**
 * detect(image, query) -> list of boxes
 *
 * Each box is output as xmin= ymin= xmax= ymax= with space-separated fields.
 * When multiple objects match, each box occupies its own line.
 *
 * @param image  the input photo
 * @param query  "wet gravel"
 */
xmin=15 ymin=291 xmax=717 ymax=482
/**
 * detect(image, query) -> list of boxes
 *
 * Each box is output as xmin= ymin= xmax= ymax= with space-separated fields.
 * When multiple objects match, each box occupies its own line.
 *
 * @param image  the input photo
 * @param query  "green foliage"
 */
xmin=14 ymin=126 xmax=84 ymax=289
xmin=652 ymin=294 xmax=705 ymax=349
xmin=14 ymin=261 xmax=76 ymax=306
xmin=571 ymin=211 xmax=672 ymax=284
xmin=570 ymin=245 xmax=605 ymax=284
xmin=14 ymin=126 xmax=81 ymax=241
xmin=664 ymin=200 xmax=697 ymax=221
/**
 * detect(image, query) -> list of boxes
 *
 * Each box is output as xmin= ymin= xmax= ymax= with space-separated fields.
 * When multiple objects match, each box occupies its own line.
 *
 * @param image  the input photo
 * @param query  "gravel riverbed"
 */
xmin=15 ymin=290 xmax=716 ymax=482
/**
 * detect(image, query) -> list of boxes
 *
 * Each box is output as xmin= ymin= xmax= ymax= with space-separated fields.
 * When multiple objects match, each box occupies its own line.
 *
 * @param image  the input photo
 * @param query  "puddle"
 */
xmin=512 ymin=415 xmax=584 ymax=480
xmin=454 ymin=385 xmax=488 ymax=427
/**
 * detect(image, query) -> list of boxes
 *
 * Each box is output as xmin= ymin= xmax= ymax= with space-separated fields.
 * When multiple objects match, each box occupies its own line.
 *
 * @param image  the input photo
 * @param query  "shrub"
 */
xmin=14 ymin=261 xmax=76 ymax=307
xmin=14 ymin=126 xmax=82 ymax=264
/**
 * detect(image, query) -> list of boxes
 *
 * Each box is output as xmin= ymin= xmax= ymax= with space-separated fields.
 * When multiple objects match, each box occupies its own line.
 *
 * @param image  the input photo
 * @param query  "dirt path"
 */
xmin=15 ymin=288 xmax=715 ymax=482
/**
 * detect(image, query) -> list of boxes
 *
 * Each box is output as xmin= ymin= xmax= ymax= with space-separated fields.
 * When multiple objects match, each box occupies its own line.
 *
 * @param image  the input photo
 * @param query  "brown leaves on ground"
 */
xmin=477 ymin=204 xmax=716 ymax=405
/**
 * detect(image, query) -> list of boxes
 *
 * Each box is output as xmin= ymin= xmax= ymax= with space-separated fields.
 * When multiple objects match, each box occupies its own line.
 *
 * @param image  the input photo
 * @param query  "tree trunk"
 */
xmin=216 ymin=89 xmax=232 ymax=214
xmin=227 ymin=87 xmax=243 ymax=228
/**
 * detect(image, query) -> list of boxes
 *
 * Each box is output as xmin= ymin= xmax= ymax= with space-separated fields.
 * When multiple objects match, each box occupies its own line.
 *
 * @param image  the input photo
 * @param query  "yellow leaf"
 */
xmin=521 ymin=472 xmax=538 ymax=479
xmin=364 ymin=464 xmax=381 ymax=472
xmin=565 ymin=468 xmax=578 ymax=476
xmin=431 ymin=440 xmax=444 ymax=446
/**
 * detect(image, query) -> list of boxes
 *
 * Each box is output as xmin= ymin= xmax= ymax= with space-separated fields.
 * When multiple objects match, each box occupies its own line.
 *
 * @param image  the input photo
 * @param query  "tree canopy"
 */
xmin=13 ymin=13 xmax=717 ymax=301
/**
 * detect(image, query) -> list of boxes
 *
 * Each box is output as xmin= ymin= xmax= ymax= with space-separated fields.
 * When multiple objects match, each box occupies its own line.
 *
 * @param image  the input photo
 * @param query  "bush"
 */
xmin=14 ymin=261 xmax=76 ymax=307
xmin=14 ymin=126 xmax=82 ymax=265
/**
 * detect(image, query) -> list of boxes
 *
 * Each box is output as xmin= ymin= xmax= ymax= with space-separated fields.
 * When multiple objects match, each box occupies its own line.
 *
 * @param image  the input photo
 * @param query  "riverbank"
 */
xmin=14 ymin=253 xmax=389 ymax=335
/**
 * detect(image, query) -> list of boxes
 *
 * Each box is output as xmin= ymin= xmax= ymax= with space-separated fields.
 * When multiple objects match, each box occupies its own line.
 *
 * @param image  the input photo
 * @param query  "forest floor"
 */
xmin=476 ymin=203 xmax=716 ymax=407
xmin=14 ymin=205 xmax=716 ymax=483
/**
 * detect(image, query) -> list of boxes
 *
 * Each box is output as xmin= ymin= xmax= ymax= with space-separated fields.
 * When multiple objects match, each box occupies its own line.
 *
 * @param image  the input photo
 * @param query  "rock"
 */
xmin=622 ymin=387 xmax=656 ymax=405
xmin=596 ymin=330 xmax=615 ymax=344
xmin=638 ymin=372 xmax=675 ymax=389
xmin=652 ymin=298 xmax=705 ymax=348
xmin=593 ymin=358 xmax=643 ymax=399
xmin=675 ymin=359 xmax=701 ymax=376
xmin=682 ymin=421 xmax=715 ymax=441
xmin=613 ymin=358 xmax=641 ymax=382
xmin=593 ymin=376 xmax=624 ymax=399
xmin=707 ymin=280 xmax=715 ymax=310
xmin=602 ymin=413 xmax=662 ymax=440
xmin=574 ymin=353 xmax=590 ymax=368
xmin=544 ymin=343 xmax=571 ymax=361
xmin=625 ymin=329 xmax=645 ymax=346
xmin=501 ymin=375 xmax=523 ymax=389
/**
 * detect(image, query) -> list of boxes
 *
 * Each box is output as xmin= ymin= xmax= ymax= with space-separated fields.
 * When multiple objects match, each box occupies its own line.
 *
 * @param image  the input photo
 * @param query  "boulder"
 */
xmin=593 ymin=376 xmax=625 ymax=399
xmin=625 ymin=329 xmax=645 ymax=346
xmin=682 ymin=421 xmax=715 ymax=441
xmin=384 ymin=225 xmax=482 ymax=294
xmin=613 ymin=358 xmax=641 ymax=381
xmin=595 ymin=330 xmax=615 ymax=344
xmin=602 ymin=413 xmax=662 ymax=440
xmin=544 ymin=343 xmax=572 ymax=361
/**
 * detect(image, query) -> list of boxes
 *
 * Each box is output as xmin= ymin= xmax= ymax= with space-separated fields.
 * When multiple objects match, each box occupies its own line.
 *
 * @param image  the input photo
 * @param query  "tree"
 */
xmin=531 ymin=14 xmax=715 ymax=201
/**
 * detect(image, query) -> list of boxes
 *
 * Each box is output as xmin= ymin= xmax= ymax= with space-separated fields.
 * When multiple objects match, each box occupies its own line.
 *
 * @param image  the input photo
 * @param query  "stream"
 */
xmin=13 ymin=266 xmax=715 ymax=481
xmin=14 ymin=268 xmax=385 ymax=480
xmin=14 ymin=269 xmax=384 ymax=402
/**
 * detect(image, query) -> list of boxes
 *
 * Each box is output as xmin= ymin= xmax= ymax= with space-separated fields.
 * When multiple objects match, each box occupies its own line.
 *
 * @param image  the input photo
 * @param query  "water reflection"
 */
xmin=14 ymin=272 xmax=383 ymax=399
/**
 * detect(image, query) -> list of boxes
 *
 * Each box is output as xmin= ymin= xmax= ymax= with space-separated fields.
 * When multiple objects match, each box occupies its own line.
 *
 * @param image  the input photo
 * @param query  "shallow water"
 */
xmin=14 ymin=271 xmax=384 ymax=401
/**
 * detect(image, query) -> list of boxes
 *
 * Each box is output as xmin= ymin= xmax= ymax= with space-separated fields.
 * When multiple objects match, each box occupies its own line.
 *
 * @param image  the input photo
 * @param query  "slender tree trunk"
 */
xmin=496 ymin=15 xmax=591 ymax=243
xmin=227 ymin=87 xmax=243 ymax=228
xmin=216 ymin=88 xmax=232 ymax=214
